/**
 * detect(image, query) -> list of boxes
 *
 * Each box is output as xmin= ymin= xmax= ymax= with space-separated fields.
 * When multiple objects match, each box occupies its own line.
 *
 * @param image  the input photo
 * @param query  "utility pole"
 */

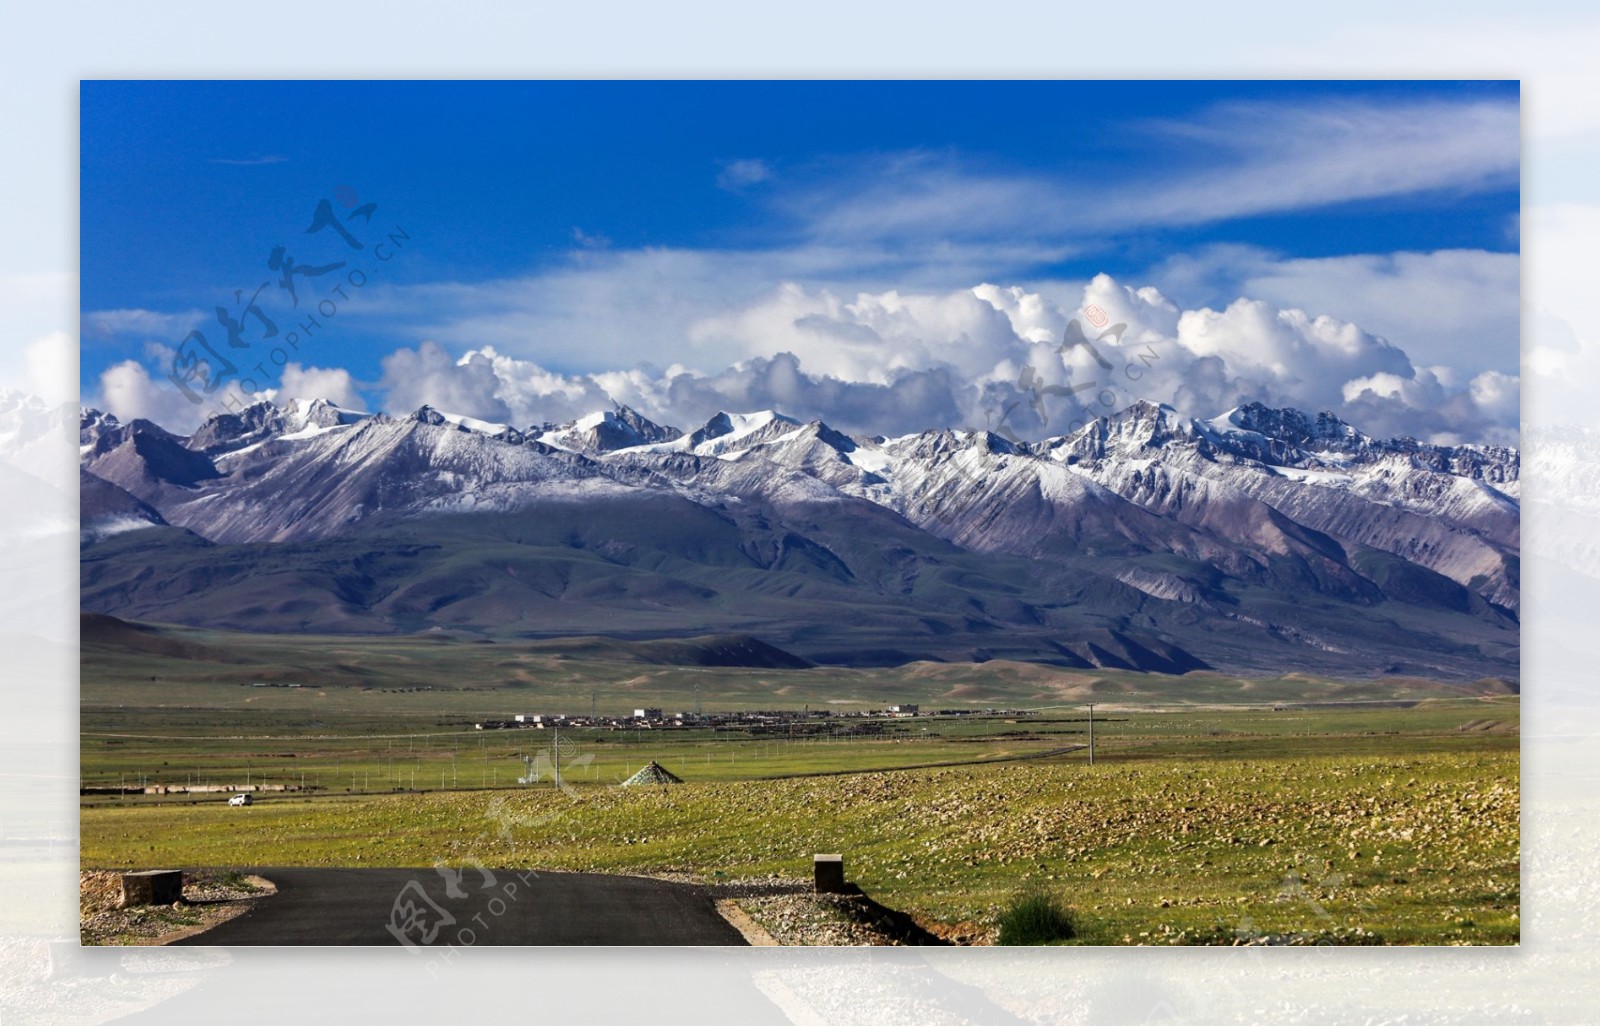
xmin=553 ymin=725 xmax=561 ymax=791
xmin=1086 ymin=703 xmax=1096 ymax=767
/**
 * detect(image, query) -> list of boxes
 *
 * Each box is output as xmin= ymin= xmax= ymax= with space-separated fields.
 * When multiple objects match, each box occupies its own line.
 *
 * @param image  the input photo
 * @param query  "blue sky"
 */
xmin=80 ymin=80 xmax=1521 ymax=443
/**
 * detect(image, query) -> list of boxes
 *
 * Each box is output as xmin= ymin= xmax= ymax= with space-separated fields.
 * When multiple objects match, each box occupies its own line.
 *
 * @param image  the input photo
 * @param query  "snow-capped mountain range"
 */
xmin=78 ymin=396 xmax=1521 ymax=680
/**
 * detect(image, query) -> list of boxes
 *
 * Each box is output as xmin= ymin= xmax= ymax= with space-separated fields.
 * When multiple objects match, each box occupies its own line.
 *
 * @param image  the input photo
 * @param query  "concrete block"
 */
xmin=46 ymin=939 xmax=80 ymax=981
xmin=120 ymin=870 xmax=184 ymax=908
xmin=814 ymin=853 xmax=846 ymax=894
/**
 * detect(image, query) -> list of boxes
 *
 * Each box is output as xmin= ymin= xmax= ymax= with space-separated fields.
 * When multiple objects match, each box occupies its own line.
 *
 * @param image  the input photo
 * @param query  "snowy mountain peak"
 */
xmin=1207 ymin=403 xmax=1372 ymax=454
xmin=604 ymin=404 xmax=678 ymax=443
xmin=671 ymin=410 xmax=801 ymax=456
xmin=409 ymin=405 xmax=517 ymax=440
xmin=1048 ymin=400 xmax=1193 ymax=463
xmin=570 ymin=409 xmax=615 ymax=431
xmin=692 ymin=409 xmax=792 ymax=442
xmin=80 ymin=407 xmax=121 ymax=442
xmin=535 ymin=404 xmax=681 ymax=454
xmin=1105 ymin=399 xmax=1186 ymax=434
xmin=281 ymin=397 xmax=372 ymax=432
xmin=687 ymin=411 xmax=737 ymax=447
xmin=1120 ymin=398 xmax=1180 ymax=420
xmin=187 ymin=400 xmax=284 ymax=454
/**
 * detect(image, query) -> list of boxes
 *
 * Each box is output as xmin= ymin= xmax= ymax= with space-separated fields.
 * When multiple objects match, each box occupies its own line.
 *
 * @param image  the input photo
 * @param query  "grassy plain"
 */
xmin=80 ymin=624 xmax=1520 ymax=944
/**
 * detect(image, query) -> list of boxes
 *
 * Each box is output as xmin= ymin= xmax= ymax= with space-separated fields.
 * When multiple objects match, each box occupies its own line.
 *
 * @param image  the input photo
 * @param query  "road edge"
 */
xmin=151 ymin=874 xmax=277 ymax=946
xmin=714 ymin=898 xmax=780 ymax=946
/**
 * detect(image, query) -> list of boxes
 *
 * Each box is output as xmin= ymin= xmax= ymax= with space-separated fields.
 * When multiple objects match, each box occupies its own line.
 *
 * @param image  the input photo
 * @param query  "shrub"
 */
xmin=997 ymin=889 xmax=1077 ymax=945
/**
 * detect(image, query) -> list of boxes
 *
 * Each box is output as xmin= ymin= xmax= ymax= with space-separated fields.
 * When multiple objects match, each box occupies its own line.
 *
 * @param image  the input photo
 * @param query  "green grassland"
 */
xmin=80 ymin=624 xmax=1520 ymax=944
xmin=81 ymin=747 xmax=1518 ymax=945
xmin=80 ymin=697 xmax=1518 ymax=797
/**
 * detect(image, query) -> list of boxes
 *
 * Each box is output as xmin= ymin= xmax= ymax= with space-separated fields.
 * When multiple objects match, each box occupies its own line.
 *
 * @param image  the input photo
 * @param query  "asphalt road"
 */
xmin=176 ymin=867 xmax=749 ymax=947
xmin=106 ymin=868 xmax=1028 ymax=1025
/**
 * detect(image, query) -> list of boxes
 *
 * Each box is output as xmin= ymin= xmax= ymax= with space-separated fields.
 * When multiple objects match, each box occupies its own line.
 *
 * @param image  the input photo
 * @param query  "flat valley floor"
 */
xmin=80 ymin=626 xmax=1518 ymax=945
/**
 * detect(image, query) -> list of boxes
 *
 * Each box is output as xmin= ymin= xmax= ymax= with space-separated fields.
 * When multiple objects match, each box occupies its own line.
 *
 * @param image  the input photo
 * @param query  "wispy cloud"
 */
xmin=796 ymin=96 xmax=1519 ymax=244
xmin=207 ymin=154 xmax=289 ymax=166
xmin=716 ymin=157 xmax=772 ymax=191
xmin=81 ymin=307 xmax=207 ymax=342
xmin=570 ymin=227 xmax=612 ymax=249
xmin=1110 ymin=97 xmax=1520 ymax=228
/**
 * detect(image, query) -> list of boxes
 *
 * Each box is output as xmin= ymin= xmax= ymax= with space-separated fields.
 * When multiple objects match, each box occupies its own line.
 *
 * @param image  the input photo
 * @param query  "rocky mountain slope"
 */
xmin=78 ymin=397 xmax=1520 ymax=680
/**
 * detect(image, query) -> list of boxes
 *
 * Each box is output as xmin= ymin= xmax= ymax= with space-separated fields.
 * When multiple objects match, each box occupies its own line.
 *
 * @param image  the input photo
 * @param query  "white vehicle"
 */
xmin=228 ymin=793 xmax=252 ymax=806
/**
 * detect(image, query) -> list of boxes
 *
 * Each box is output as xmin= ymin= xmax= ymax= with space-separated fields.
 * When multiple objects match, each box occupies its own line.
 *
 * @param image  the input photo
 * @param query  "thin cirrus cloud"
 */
xmin=82 ymin=307 xmax=209 ymax=342
xmin=716 ymin=158 xmax=773 ymax=191
xmin=1099 ymin=97 xmax=1519 ymax=228
xmin=206 ymin=154 xmax=289 ymax=166
xmin=797 ymin=97 xmax=1519 ymax=244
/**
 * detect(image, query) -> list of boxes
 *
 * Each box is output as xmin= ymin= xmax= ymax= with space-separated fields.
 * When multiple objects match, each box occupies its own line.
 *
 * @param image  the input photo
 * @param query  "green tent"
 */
xmin=621 ymin=761 xmax=683 ymax=787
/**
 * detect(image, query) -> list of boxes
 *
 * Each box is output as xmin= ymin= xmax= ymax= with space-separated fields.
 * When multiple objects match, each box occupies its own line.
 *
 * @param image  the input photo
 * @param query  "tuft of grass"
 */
xmin=997 ymin=889 xmax=1077 ymax=945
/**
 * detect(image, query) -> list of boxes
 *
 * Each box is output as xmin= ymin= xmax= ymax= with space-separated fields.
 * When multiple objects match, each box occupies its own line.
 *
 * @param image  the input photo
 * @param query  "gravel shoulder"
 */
xmin=644 ymin=871 xmax=994 ymax=946
xmin=79 ymin=870 xmax=276 ymax=946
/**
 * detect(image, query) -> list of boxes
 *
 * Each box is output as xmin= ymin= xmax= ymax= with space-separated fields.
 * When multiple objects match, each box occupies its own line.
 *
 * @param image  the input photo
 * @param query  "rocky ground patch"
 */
xmin=79 ymin=869 xmax=274 ymax=946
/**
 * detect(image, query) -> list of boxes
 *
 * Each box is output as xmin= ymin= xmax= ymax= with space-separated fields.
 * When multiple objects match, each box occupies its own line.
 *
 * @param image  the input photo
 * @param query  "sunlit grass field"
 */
xmin=81 ymin=629 xmax=1519 ymax=945
xmin=81 ymin=745 xmax=1518 ymax=945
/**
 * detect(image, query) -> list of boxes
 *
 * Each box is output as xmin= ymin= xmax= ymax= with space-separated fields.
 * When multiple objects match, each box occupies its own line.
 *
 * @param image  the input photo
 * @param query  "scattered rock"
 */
xmin=80 ymin=870 xmax=274 ymax=946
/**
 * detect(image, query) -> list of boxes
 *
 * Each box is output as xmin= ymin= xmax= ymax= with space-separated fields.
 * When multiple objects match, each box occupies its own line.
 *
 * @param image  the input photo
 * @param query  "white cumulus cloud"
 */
xmin=359 ymin=273 xmax=1518 ymax=446
xmin=1148 ymin=245 xmax=1519 ymax=374
xmin=276 ymin=363 xmax=364 ymax=410
xmin=95 ymin=360 xmax=208 ymax=432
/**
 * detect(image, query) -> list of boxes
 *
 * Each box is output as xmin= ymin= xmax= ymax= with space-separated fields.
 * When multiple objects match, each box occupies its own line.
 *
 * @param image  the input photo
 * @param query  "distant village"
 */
xmin=472 ymin=703 xmax=1009 ymax=734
